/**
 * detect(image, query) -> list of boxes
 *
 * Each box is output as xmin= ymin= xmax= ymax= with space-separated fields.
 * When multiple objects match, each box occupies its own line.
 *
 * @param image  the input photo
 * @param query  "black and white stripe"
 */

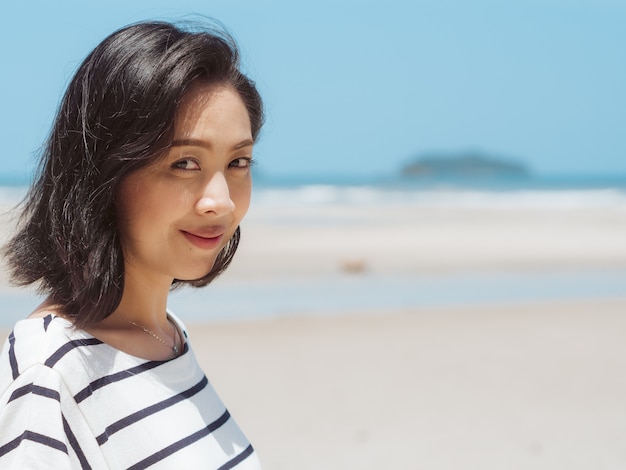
xmin=96 ymin=375 xmax=209 ymax=445
xmin=0 ymin=430 xmax=68 ymax=456
xmin=74 ymin=360 xmax=165 ymax=404
xmin=0 ymin=314 xmax=261 ymax=469
xmin=7 ymin=331 xmax=18 ymax=380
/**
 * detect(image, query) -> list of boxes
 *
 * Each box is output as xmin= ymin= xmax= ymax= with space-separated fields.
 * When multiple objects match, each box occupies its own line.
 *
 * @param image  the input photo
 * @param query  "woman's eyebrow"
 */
xmin=170 ymin=138 xmax=254 ymax=150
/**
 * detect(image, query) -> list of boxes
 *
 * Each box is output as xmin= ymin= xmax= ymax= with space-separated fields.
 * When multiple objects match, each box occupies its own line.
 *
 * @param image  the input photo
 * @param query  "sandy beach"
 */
xmin=192 ymin=299 xmax=626 ymax=470
xmin=1 ymin=195 xmax=626 ymax=468
xmin=226 ymin=201 xmax=626 ymax=279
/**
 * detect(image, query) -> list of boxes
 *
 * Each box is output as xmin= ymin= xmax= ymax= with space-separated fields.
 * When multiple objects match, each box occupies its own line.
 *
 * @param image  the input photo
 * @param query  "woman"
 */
xmin=0 ymin=20 xmax=263 ymax=469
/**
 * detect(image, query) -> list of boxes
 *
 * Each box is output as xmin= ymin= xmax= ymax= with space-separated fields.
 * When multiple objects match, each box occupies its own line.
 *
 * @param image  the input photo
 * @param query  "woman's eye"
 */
xmin=172 ymin=158 xmax=200 ymax=171
xmin=230 ymin=157 xmax=254 ymax=169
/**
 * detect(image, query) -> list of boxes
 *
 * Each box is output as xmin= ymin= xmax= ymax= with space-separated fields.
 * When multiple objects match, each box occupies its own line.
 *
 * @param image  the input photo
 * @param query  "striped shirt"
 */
xmin=0 ymin=314 xmax=261 ymax=469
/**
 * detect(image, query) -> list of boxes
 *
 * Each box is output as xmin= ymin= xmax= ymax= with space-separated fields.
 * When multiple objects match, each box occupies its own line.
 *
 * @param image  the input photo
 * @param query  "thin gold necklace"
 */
xmin=120 ymin=315 xmax=180 ymax=356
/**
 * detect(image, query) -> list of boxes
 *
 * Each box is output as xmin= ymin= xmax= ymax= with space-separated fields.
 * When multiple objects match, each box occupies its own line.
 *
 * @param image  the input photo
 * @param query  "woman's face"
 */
xmin=116 ymin=83 xmax=254 ymax=284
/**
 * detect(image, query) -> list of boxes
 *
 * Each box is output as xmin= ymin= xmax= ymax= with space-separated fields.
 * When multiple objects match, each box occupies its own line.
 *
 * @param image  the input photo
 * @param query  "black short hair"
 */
xmin=3 ymin=20 xmax=264 ymax=328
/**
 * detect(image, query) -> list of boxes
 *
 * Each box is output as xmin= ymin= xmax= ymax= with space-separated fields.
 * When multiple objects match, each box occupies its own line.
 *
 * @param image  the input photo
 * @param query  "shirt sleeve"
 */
xmin=0 ymin=363 xmax=106 ymax=469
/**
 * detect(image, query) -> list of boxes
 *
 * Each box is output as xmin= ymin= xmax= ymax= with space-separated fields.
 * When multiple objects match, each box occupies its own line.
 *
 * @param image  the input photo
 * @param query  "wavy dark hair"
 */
xmin=3 ymin=20 xmax=264 ymax=328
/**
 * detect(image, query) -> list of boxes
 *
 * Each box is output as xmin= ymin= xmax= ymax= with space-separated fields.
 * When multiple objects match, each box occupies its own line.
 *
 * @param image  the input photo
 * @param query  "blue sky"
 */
xmin=1 ymin=0 xmax=625 ymax=182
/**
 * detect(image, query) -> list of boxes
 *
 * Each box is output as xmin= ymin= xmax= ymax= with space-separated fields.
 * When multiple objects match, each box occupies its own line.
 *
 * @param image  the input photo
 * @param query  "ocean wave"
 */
xmin=252 ymin=185 xmax=626 ymax=210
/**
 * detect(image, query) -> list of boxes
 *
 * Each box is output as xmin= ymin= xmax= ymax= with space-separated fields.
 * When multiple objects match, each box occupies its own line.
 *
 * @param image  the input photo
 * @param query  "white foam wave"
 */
xmin=252 ymin=185 xmax=626 ymax=210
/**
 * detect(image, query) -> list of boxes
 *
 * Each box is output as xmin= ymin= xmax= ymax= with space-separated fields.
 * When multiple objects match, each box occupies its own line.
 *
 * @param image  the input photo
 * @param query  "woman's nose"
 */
xmin=195 ymin=172 xmax=235 ymax=216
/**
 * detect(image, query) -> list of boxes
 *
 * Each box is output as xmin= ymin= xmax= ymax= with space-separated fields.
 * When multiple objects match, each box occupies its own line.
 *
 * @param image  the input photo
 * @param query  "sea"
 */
xmin=1 ymin=172 xmax=626 ymax=327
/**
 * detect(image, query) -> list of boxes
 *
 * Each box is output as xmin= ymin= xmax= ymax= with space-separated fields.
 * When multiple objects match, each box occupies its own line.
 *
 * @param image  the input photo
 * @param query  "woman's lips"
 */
xmin=181 ymin=230 xmax=224 ymax=250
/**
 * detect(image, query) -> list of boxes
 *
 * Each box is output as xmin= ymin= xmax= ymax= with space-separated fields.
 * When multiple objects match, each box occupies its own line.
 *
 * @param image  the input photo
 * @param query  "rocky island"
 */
xmin=402 ymin=152 xmax=530 ymax=179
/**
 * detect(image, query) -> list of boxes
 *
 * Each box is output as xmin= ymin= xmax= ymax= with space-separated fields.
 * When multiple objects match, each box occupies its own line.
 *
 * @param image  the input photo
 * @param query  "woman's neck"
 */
xmin=114 ymin=266 xmax=173 ymax=326
xmin=84 ymin=269 xmax=180 ymax=361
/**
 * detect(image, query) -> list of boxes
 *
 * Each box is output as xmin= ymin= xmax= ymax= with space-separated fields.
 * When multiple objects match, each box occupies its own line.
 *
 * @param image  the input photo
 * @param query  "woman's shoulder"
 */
xmin=0 ymin=313 xmax=102 ymax=392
